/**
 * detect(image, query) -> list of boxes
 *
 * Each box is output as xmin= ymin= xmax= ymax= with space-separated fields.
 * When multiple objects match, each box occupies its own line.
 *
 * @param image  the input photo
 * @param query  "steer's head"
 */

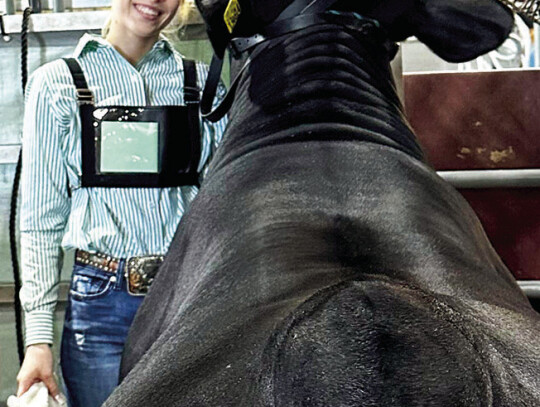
xmin=194 ymin=0 xmax=514 ymax=62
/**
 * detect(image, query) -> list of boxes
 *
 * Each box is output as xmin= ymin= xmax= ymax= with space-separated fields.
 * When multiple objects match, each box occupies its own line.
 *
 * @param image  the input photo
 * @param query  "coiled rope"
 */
xmin=10 ymin=6 xmax=33 ymax=366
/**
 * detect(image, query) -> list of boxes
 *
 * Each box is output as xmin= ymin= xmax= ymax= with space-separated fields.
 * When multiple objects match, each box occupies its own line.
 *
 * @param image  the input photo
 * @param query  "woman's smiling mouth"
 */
xmin=134 ymin=3 xmax=160 ymax=19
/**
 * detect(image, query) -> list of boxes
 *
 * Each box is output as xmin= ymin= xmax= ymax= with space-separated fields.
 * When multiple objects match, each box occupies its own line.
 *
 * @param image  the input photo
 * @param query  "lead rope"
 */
xmin=10 ymin=6 xmax=33 ymax=366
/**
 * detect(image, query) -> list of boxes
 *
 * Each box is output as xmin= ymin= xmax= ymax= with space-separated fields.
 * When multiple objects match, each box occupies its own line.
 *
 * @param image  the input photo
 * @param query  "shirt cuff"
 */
xmin=24 ymin=310 xmax=54 ymax=347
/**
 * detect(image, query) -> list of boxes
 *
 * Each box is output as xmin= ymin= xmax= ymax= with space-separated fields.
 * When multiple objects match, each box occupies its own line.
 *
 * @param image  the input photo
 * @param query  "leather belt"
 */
xmin=75 ymin=249 xmax=164 ymax=296
xmin=75 ymin=249 xmax=120 ymax=273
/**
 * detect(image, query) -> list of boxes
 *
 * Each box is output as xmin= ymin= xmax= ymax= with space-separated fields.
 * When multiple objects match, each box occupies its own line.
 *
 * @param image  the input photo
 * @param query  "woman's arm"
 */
xmin=18 ymin=66 xmax=71 ymax=396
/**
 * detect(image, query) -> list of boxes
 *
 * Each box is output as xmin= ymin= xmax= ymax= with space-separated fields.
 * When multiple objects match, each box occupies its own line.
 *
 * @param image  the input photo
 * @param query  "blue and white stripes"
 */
xmin=20 ymin=33 xmax=228 ymax=346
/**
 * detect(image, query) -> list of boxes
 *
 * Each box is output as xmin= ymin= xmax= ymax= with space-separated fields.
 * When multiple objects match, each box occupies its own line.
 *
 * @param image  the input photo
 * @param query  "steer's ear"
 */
xmin=407 ymin=0 xmax=514 ymax=62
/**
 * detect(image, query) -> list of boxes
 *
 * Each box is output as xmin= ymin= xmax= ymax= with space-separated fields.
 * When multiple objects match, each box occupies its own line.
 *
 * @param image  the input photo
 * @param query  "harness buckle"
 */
xmin=183 ymin=86 xmax=200 ymax=104
xmin=76 ymin=88 xmax=94 ymax=105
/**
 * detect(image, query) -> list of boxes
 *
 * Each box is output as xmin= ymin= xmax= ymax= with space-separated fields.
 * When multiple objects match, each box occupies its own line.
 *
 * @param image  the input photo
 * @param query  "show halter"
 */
xmin=200 ymin=0 xmax=391 ymax=122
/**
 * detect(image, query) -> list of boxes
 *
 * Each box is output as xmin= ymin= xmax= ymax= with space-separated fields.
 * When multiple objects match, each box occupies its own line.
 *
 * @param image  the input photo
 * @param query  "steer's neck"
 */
xmin=220 ymin=23 xmax=424 ymax=161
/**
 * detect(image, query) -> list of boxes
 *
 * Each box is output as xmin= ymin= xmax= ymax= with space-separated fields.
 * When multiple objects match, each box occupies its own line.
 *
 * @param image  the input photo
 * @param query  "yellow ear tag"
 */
xmin=224 ymin=0 xmax=241 ymax=34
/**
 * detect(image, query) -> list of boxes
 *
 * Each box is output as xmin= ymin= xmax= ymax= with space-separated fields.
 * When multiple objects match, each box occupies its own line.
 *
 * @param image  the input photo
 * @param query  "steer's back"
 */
xmin=104 ymin=141 xmax=539 ymax=406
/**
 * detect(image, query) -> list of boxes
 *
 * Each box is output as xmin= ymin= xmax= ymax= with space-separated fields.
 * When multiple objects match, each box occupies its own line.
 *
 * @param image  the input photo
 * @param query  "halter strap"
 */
xmin=201 ymin=12 xmax=338 ymax=122
xmin=200 ymin=0 xmax=343 ymax=122
xmin=200 ymin=2 xmax=384 ymax=122
xmin=277 ymin=0 xmax=339 ymax=21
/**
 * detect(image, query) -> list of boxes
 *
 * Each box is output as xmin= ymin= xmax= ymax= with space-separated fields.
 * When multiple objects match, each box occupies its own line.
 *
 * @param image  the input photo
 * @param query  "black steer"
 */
xmin=104 ymin=0 xmax=540 ymax=405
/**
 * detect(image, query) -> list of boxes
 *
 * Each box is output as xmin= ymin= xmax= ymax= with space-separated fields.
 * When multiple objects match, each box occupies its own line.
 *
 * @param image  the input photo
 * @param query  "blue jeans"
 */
xmin=61 ymin=260 xmax=143 ymax=407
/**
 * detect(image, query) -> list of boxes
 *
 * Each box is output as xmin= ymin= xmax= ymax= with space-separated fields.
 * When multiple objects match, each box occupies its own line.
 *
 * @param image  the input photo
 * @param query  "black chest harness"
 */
xmin=64 ymin=57 xmax=202 ymax=188
xmin=200 ymin=0 xmax=395 ymax=123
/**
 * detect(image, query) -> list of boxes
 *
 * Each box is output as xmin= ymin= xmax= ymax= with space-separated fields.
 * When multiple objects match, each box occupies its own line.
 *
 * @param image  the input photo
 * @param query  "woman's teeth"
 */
xmin=135 ymin=4 xmax=159 ymax=17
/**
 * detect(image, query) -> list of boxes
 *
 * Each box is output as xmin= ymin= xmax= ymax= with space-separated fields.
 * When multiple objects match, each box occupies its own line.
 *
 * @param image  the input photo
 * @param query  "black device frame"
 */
xmin=80 ymin=104 xmax=200 ymax=188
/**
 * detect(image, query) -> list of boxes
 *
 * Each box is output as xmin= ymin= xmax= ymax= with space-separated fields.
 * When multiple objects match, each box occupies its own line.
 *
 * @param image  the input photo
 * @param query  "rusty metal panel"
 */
xmin=403 ymin=70 xmax=540 ymax=281
xmin=460 ymin=189 xmax=540 ymax=280
xmin=403 ymin=69 xmax=540 ymax=170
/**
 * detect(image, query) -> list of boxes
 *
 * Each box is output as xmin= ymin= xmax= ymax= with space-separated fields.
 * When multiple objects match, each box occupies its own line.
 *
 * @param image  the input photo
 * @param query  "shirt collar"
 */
xmin=73 ymin=33 xmax=174 ymax=58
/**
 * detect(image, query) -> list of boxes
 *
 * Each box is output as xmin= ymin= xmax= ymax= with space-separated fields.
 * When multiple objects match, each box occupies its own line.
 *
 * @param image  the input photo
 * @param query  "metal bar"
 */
xmin=5 ymin=0 xmax=16 ymax=15
xmin=2 ymin=9 xmax=203 ymax=34
xmin=30 ymin=0 xmax=42 ymax=13
xmin=535 ymin=23 xmax=540 ymax=67
xmin=518 ymin=281 xmax=540 ymax=299
xmin=3 ymin=10 xmax=109 ymax=33
xmin=0 ymin=12 xmax=11 ymax=41
xmin=53 ymin=0 xmax=65 ymax=13
xmin=390 ymin=45 xmax=404 ymax=103
xmin=437 ymin=169 xmax=540 ymax=189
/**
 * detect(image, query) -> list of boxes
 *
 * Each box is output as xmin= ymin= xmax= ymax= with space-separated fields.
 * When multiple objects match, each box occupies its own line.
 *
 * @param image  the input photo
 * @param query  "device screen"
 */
xmin=100 ymin=121 xmax=159 ymax=173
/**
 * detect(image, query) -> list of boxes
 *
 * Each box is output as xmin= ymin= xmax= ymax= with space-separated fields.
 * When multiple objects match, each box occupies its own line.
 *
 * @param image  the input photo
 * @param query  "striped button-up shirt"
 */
xmin=20 ymin=34 xmax=228 ymax=346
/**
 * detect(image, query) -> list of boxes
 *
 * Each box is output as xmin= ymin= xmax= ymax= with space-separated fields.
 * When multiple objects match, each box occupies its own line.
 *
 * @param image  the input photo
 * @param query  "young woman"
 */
xmin=15 ymin=0 xmax=227 ymax=405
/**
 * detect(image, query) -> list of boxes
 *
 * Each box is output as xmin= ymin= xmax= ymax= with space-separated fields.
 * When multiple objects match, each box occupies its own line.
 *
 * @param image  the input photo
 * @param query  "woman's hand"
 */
xmin=16 ymin=344 xmax=59 ymax=397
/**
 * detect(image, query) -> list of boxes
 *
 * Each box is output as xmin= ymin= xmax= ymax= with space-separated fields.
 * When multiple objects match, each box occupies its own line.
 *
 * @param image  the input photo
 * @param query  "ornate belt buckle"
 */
xmin=125 ymin=255 xmax=164 ymax=296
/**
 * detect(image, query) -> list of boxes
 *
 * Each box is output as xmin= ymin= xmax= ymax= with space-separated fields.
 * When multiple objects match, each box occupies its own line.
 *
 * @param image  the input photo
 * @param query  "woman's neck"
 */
xmin=106 ymin=29 xmax=159 ymax=66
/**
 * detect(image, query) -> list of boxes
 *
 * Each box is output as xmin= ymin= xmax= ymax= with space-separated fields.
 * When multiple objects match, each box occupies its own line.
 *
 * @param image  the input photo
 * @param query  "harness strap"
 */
xmin=63 ymin=57 xmax=94 ymax=105
xmin=63 ymin=58 xmax=202 ymax=185
xmin=63 ymin=57 xmax=202 ymax=177
xmin=63 ymin=57 xmax=200 ymax=106
xmin=182 ymin=58 xmax=202 ymax=174
xmin=63 ymin=58 xmax=95 ymax=187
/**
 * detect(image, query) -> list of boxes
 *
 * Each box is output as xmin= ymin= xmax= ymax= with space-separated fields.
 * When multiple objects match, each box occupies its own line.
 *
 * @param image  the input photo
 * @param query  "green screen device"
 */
xmin=65 ymin=56 xmax=201 ymax=188
xmin=100 ymin=121 xmax=159 ymax=173
xmin=80 ymin=105 xmax=201 ymax=188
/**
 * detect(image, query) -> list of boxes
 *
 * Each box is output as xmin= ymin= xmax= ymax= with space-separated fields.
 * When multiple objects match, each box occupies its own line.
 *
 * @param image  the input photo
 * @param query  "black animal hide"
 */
xmin=102 ymin=1 xmax=539 ymax=406
xmin=195 ymin=0 xmax=514 ymax=61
